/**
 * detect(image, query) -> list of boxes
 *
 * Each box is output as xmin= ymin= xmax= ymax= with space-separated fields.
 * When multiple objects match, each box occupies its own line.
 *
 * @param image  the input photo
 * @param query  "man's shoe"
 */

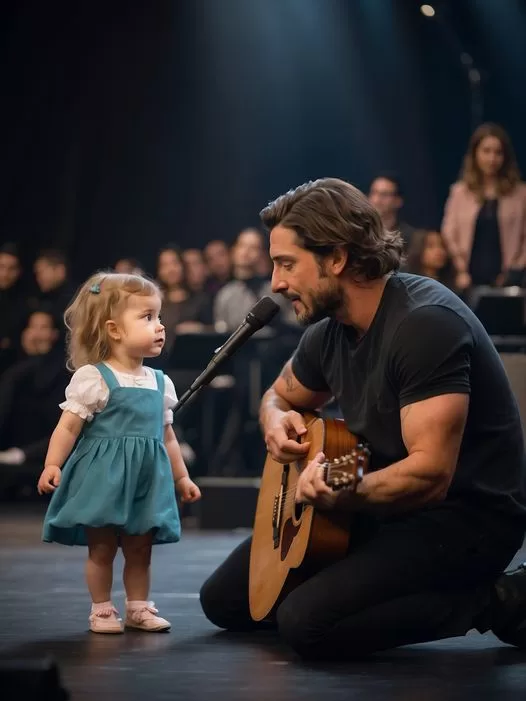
xmin=491 ymin=563 xmax=526 ymax=647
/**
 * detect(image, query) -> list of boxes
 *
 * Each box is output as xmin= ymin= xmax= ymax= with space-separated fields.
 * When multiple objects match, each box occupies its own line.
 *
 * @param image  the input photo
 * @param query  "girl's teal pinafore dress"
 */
xmin=43 ymin=363 xmax=181 ymax=546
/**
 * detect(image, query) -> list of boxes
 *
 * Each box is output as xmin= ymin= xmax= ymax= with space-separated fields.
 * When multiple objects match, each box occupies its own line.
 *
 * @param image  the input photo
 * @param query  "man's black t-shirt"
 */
xmin=291 ymin=273 xmax=526 ymax=519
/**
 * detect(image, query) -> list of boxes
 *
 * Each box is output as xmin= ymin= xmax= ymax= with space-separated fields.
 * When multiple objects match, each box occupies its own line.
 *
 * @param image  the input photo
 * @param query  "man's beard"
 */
xmin=295 ymin=281 xmax=344 ymax=326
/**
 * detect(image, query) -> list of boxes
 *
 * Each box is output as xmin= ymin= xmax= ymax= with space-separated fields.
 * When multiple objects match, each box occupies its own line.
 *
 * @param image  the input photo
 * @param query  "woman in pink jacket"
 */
xmin=442 ymin=123 xmax=526 ymax=291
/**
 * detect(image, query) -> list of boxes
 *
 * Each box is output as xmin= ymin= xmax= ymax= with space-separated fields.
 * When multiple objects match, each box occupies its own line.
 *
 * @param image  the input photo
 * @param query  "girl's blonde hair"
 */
xmin=64 ymin=271 xmax=161 ymax=371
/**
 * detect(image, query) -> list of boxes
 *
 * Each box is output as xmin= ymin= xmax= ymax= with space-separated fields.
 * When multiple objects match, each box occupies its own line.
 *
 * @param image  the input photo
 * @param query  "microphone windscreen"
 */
xmin=247 ymin=296 xmax=280 ymax=329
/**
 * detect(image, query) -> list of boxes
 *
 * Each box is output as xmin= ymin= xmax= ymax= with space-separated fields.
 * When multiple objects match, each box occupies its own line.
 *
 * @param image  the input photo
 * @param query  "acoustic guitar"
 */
xmin=249 ymin=413 xmax=370 ymax=622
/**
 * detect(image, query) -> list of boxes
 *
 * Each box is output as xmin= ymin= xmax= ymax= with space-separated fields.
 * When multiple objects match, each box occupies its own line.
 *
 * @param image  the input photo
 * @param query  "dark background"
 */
xmin=1 ymin=0 xmax=525 ymax=279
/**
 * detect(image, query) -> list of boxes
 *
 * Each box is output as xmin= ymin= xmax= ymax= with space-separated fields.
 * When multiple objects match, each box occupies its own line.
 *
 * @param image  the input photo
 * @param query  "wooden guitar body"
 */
xmin=249 ymin=413 xmax=369 ymax=622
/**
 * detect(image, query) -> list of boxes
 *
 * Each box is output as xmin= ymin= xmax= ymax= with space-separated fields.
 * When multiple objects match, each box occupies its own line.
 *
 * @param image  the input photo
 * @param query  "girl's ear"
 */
xmin=105 ymin=319 xmax=120 ymax=342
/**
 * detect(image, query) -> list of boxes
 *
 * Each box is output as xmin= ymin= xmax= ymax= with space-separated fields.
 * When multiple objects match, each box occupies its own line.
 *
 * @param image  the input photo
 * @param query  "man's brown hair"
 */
xmin=260 ymin=178 xmax=403 ymax=280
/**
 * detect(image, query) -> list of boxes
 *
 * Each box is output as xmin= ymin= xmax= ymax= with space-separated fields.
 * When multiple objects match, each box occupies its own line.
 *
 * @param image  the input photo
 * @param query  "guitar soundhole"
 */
xmin=293 ymin=501 xmax=304 ymax=522
xmin=280 ymin=518 xmax=300 ymax=560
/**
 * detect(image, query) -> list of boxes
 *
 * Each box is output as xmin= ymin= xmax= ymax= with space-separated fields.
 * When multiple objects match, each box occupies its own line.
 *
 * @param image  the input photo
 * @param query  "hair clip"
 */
xmin=89 ymin=283 xmax=101 ymax=294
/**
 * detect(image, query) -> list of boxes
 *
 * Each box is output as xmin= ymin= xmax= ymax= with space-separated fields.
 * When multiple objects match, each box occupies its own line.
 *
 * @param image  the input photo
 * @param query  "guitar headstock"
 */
xmin=323 ymin=443 xmax=370 ymax=492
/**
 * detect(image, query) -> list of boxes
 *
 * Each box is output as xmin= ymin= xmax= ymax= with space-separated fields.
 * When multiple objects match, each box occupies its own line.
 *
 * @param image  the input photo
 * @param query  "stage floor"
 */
xmin=1 ymin=505 xmax=526 ymax=701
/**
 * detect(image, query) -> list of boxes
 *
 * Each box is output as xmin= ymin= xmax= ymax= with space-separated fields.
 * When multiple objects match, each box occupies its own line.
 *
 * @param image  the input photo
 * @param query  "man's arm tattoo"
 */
xmin=281 ymin=364 xmax=296 ymax=392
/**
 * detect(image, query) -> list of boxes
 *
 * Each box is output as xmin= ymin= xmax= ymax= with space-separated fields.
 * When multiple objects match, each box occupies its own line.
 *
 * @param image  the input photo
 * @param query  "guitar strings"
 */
xmin=275 ymin=464 xmax=356 ymax=503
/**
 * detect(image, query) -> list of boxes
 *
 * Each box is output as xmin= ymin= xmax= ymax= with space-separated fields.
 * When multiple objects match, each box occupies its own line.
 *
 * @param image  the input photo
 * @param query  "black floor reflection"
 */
xmin=1 ymin=506 xmax=525 ymax=701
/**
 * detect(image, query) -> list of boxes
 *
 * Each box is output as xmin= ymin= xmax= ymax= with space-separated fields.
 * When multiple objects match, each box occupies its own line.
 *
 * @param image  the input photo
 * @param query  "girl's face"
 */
xmin=475 ymin=136 xmax=504 ymax=177
xmin=422 ymin=232 xmax=448 ymax=271
xmin=110 ymin=293 xmax=165 ymax=360
xmin=157 ymin=250 xmax=184 ymax=288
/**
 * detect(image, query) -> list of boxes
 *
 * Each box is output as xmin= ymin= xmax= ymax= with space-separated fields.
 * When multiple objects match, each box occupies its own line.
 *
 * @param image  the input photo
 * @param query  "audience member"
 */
xmin=214 ymin=228 xmax=293 ymax=332
xmin=114 ymin=257 xmax=144 ymax=275
xmin=203 ymin=240 xmax=232 ymax=296
xmin=442 ymin=123 xmax=526 ymax=291
xmin=30 ymin=249 xmax=74 ymax=319
xmin=156 ymin=245 xmax=213 ymax=354
xmin=404 ymin=230 xmax=457 ymax=290
xmin=0 ymin=307 xmax=68 ymax=478
xmin=183 ymin=248 xmax=209 ymax=293
xmin=368 ymin=173 xmax=416 ymax=250
xmin=0 ymin=243 xmax=27 ymax=376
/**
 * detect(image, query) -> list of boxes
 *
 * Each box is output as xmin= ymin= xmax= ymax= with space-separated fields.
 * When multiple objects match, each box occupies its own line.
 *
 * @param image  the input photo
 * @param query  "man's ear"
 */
xmin=330 ymin=246 xmax=348 ymax=275
xmin=105 ymin=320 xmax=120 ymax=342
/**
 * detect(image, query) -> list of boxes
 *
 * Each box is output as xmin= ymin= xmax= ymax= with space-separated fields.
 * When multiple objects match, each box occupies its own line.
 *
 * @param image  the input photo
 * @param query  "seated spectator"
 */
xmin=19 ymin=308 xmax=61 ymax=358
xmin=183 ymin=248 xmax=208 ymax=293
xmin=368 ymin=173 xmax=416 ymax=250
xmin=212 ymin=228 xmax=298 ymax=475
xmin=214 ymin=228 xmax=294 ymax=332
xmin=156 ymin=244 xmax=213 ymax=354
xmin=204 ymin=239 xmax=232 ymax=297
xmin=0 ymin=243 xmax=27 ymax=377
xmin=114 ymin=257 xmax=144 ymax=275
xmin=0 ymin=307 xmax=68 ymax=476
xmin=404 ymin=230 xmax=457 ymax=290
xmin=29 ymin=249 xmax=75 ymax=320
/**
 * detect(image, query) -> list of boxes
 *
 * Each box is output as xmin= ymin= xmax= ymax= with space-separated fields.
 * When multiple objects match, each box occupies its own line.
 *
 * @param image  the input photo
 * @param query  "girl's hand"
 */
xmin=37 ymin=465 xmax=62 ymax=495
xmin=175 ymin=477 xmax=202 ymax=503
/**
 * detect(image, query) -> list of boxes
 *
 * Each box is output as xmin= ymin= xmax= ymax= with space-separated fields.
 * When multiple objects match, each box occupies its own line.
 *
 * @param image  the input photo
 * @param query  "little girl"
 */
xmin=37 ymin=272 xmax=201 ymax=634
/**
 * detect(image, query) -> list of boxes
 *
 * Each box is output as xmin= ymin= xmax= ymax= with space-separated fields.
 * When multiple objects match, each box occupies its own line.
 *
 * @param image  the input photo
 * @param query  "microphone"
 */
xmin=173 ymin=296 xmax=280 ymax=415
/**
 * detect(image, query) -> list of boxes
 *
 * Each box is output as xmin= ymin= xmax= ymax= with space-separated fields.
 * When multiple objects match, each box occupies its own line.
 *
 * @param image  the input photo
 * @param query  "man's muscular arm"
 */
xmin=297 ymin=306 xmax=473 ymax=512
xmin=345 ymin=306 xmax=472 ymax=512
xmin=344 ymin=393 xmax=469 ymax=512
xmin=259 ymin=361 xmax=331 ymax=427
xmin=260 ymin=360 xmax=332 ymax=463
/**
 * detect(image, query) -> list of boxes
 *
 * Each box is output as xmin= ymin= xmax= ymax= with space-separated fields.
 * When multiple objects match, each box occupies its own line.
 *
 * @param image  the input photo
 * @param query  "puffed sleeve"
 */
xmin=163 ymin=374 xmax=178 ymax=425
xmin=59 ymin=365 xmax=109 ymax=421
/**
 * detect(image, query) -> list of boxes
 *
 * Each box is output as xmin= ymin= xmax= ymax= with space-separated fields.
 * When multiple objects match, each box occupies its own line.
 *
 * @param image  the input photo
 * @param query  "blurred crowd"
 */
xmin=0 ymin=121 xmax=524 ymax=496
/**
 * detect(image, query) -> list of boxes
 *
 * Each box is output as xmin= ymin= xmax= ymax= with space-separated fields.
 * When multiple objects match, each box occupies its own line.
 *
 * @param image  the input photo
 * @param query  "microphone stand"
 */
xmin=172 ymin=354 xmax=223 ymax=418
xmin=173 ymin=379 xmax=210 ymax=418
xmin=170 ymin=296 xmax=280 ymax=419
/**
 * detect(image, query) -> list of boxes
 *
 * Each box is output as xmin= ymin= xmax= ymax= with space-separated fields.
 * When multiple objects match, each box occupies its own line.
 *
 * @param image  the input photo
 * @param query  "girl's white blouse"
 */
xmin=59 ymin=363 xmax=178 ymax=425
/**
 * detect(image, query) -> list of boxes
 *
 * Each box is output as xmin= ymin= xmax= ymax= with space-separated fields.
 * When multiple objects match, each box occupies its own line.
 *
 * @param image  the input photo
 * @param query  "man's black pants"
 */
xmin=199 ymin=502 xmax=524 ymax=659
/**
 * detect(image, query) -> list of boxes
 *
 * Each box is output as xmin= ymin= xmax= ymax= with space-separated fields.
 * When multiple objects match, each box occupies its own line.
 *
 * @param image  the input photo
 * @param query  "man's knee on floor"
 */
xmin=199 ymin=576 xmax=228 ymax=628
xmin=199 ymin=575 xmax=255 ymax=631
xmin=276 ymin=597 xmax=366 ymax=660
xmin=276 ymin=598 xmax=325 ymax=657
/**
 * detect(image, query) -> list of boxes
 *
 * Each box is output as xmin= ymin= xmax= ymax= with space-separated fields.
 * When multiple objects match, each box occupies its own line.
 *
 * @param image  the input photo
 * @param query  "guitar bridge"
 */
xmin=272 ymin=465 xmax=289 ymax=548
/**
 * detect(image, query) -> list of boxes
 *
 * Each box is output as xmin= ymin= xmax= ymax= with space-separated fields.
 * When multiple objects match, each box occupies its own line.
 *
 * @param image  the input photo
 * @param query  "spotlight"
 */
xmin=420 ymin=4 xmax=436 ymax=17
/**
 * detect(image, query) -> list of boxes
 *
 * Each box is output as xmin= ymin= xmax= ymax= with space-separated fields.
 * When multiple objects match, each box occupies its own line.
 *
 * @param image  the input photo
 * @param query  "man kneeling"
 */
xmin=200 ymin=178 xmax=526 ymax=660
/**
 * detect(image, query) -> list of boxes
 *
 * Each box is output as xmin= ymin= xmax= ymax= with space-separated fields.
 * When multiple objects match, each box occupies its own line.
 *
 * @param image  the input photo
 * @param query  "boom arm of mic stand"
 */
xmin=172 ymin=384 xmax=206 ymax=417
